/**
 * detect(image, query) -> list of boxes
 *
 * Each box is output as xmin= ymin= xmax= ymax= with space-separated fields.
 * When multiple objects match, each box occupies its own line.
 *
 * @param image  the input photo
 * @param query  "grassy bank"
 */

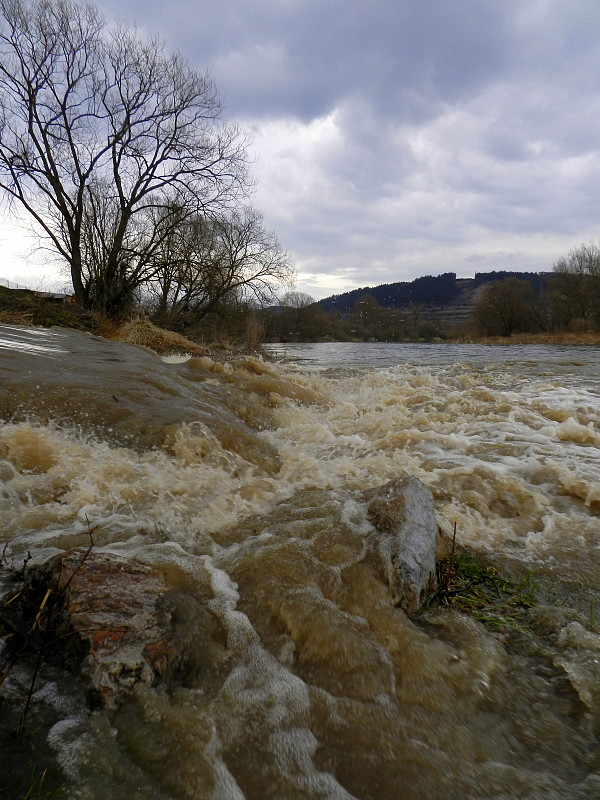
xmin=453 ymin=331 xmax=600 ymax=346
xmin=0 ymin=284 xmax=99 ymax=331
xmin=0 ymin=286 xmax=257 ymax=359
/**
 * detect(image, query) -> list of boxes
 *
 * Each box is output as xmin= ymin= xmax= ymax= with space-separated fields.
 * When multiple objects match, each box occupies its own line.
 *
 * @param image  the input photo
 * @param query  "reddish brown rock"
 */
xmin=39 ymin=550 xmax=188 ymax=709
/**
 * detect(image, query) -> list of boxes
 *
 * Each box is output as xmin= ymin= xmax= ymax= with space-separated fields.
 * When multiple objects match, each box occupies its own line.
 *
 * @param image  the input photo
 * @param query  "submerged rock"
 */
xmin=364 ymin=476 xmax=438 ymax=613
xmin=2 ymin=476 xmax=439 ymax=712
xmin=23 ymin=550 xmax=190 ymax=709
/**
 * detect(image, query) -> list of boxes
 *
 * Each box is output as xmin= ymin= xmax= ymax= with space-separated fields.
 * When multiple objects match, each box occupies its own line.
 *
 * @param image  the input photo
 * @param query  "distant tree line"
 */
xmin=263 ymin=291 xmax=444 ymax=342
xmin=320 ymin=271 xmax=553 ymax=315
xmin=263 ymin=247 xmax=600 ymax=343
xmin=473 ymin=245 xmax=600 ymax=336
xmin=320 ymin=272 xmax=461 ymax=313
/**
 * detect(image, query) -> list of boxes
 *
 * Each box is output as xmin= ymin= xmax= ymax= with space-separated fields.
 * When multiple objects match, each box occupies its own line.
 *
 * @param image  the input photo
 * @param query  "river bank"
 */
xmin=4 ymin=282 xmax=600 ymax=353
xmin=454 ymin=331 xmax=600 ymax=346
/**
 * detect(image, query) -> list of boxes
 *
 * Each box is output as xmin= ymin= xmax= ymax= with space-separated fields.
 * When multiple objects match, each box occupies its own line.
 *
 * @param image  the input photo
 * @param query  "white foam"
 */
xmin=161 ymin=353 xmax=193 ymax=363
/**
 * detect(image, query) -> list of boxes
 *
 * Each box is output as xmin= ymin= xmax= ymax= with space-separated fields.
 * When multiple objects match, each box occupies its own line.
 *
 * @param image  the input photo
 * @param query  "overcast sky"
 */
xmin=3 ymin=0 xmax=600 ymax=299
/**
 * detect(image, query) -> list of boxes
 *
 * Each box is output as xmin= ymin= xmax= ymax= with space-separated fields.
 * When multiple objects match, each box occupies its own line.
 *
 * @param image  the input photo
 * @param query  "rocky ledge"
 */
xmin=1 ymin=475 xmax=441 ymax=710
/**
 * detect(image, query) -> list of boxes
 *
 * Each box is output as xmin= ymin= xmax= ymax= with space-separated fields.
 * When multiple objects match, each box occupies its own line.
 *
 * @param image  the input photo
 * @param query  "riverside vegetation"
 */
xmin=263 ymin=256 xmax=600 ymax=344
xmin=4 ymin=262 xmax=600 ymax=352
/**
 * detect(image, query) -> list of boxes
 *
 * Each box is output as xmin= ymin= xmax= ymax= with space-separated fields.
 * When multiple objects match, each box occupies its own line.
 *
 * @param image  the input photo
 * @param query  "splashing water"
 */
xmin=1 ymin=330 xmax=600 ymax=799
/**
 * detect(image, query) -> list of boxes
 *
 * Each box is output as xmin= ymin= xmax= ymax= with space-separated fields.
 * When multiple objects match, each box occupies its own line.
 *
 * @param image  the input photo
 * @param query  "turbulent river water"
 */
xmin=1 ymin=327 xmax=600 ymax=799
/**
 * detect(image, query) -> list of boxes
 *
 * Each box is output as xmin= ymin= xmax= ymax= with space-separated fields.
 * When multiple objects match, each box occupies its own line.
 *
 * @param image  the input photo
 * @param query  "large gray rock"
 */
xmin=364 ymin=476 xmax=438 ymax=613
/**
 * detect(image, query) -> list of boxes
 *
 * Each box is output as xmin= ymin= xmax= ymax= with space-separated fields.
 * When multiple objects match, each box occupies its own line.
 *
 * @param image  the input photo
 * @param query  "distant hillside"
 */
xmin=319 ymin=271 xmax=552 ymax=331
xmin=320 ymin=271 xmax=549 ymax=312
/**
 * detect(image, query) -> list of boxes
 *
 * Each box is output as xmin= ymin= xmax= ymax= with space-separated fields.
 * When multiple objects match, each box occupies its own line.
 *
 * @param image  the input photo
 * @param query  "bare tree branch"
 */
xmin=148 ymin=207 xmax=295 ymax=322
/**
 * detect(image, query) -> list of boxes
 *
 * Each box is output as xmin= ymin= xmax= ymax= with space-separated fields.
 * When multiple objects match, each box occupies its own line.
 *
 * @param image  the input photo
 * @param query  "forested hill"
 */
xmin=319 ymin=271 xmax=550 ymax=312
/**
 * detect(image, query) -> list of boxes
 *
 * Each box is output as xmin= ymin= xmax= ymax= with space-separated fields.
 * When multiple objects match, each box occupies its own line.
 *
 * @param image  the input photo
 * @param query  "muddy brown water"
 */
xmin=1 ymin=327 xmax=600 ymax=799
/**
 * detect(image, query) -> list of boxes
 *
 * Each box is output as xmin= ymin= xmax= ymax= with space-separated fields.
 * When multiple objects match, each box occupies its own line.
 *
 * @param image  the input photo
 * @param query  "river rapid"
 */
xmin=1 ymin=327 xmax=600 ymax=799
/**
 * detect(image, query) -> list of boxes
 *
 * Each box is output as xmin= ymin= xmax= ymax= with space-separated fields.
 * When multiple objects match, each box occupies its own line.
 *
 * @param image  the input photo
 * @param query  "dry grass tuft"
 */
xmin=108 ymin=315 xmax=209 ymax=356
xmin=0 ymin=309 xmax=34 ymax=325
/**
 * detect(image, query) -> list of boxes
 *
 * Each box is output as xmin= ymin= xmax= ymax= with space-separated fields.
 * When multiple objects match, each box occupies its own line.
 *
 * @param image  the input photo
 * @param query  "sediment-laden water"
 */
xmin=1 ymin=327 xmax=599 ymax=799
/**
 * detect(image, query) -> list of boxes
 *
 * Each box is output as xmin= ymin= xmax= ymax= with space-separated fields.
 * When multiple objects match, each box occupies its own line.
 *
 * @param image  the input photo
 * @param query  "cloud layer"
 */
xmin=5 ymin=0 xmax=600 ymax=298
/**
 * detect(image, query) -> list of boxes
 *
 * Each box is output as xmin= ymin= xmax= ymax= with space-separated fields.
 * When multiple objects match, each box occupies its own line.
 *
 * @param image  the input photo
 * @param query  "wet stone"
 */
xmin=32 ymin=550 xmax=189 ymax=709
xmin=364 ymin=476 xmax=438 ymax=613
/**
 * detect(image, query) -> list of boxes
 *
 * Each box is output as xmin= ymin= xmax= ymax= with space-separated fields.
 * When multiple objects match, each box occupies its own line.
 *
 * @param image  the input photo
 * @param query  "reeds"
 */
xmin=0 ymin=527 xmax=95 ymax=730
xmin=425 ymin=526 xmax=536 ymax=632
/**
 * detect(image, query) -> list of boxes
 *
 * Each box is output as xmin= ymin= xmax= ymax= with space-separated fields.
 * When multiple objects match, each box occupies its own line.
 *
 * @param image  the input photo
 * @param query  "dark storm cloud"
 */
xmin=94 ymin=0 xmax=600 ymax=167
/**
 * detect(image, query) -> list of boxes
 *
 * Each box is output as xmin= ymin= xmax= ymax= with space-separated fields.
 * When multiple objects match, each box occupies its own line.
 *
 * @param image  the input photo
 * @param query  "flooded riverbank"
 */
xmin=1 ymin=329 xmax=599 ymax=798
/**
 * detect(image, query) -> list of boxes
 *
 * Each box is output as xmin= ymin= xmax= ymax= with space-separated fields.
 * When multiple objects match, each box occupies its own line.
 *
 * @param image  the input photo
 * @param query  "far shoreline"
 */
xmin=450 ymin=331 xmax=600 ymax=346
xmin=266 ymin=332 xmax=600 ymax=347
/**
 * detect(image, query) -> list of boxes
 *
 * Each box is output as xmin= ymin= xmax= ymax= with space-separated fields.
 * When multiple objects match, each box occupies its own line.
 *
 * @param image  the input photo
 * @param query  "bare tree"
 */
xmin=473 ymin=277 xmax=535 ymax=337
xmin=0 ymin=0 xmax=248 ymax=314
xmin=279 ymin=291 xmax=315 ymax=309
xmin=268 ymin=290 xmax=322 ymax=340
xmin=552 ymin=243 xmax=600 ymax=331
xmin=148 ymin=207 xmax=295 ymax=323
